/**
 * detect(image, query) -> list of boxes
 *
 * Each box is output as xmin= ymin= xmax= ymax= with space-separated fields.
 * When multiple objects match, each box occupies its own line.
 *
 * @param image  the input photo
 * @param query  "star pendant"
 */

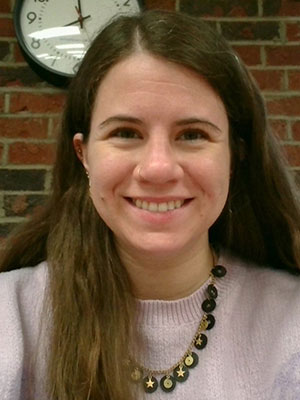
xmin=177 ymin=365 xmax=186 ymax=378
xmin=146 ymin=377 xmax=155 ymax=388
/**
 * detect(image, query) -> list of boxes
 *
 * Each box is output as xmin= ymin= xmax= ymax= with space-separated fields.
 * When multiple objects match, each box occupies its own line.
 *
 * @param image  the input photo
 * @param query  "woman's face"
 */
xmin=74 ymin=53 xmax=231 ymax=259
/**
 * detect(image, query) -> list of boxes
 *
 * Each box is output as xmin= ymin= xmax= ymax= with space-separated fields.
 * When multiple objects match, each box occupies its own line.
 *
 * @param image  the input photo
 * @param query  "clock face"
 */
xmin=15 ymin=0 xmax=142 ymax=78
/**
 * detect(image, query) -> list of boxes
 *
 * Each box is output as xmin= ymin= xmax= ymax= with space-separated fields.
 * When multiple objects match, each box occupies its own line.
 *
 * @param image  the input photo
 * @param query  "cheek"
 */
xmin=88 ymin=152 xmax=130 ymax=198
xmin=189 ymin=153 xmax=231 ymax=197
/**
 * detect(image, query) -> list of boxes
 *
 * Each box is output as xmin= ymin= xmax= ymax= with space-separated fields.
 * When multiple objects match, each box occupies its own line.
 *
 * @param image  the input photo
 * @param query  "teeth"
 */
xmin=136 ymin=199 xmax=142 ymax=208
xmin=158 ymin=203 xmax=168 ymax=212
xmin=149 ymin=202 xmax=158 ymax=212
xmin=133 ymin=199 xmax=185 ymax=213
xmin=175 ymin=200 xmax=182 ymax=208
xmin=168 ymin=201 xmax=175 ymax=210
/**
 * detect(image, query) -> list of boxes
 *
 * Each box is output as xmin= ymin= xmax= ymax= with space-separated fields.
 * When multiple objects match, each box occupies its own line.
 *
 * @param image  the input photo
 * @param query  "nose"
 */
xmin=135 ymin=135 xmax=183 ymax=184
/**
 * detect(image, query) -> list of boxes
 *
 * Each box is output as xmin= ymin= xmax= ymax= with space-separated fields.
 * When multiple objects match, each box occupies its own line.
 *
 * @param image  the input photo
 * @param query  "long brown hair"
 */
xmin=1 ymin=10 xmax=300 ymax=400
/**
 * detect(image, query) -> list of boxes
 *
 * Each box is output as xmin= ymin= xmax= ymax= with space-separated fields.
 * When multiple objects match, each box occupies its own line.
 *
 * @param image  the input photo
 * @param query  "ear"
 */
xmin=73 ymin=133 xmax=89 ymax=170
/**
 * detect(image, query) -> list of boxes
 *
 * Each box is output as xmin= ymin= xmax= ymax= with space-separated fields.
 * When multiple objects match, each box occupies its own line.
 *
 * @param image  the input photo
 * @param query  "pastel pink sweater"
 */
xmin=1 ymin=252 xmax=300 ymax=399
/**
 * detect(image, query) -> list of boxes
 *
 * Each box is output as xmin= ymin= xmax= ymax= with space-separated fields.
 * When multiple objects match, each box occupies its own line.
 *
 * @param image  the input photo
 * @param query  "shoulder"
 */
xmin=0 ymin=260 xmax=49 ymax=344
xmin=0 ymin=261 xmax=48 ymax=316
xmin=0 ymin=260 xmax=48 ymax=289
xmin=220 ymin=250 xmax=300 ymax=345
xmin=219 ymin=250 xmax=300 ymax=332
xmin=0 ymin=262 xmax=48 ymax=400
xmin=221 ymin=250 xmax=300 ymax=301
xmin=219 ymin=251 xmax=300 ymax=399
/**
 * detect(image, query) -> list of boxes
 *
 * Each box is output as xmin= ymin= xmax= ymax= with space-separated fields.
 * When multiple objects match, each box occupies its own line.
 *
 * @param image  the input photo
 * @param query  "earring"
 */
xmin=76 ymin=146 xmax=83 ymax=161
xmin=85 ymin=170 xmax=91 ymax=192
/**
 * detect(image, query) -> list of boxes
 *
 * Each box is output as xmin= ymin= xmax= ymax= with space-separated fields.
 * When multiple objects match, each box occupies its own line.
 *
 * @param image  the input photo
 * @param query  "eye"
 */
xmin=178 ymin=130 xmax=206 ymax=142
xmin=110 ymin=128 xmax=140 ymax=139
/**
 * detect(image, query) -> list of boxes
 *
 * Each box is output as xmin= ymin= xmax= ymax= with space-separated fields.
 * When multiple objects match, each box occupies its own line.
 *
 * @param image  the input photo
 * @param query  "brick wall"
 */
xmin=0 ymin=0 xmax=299 ymax=239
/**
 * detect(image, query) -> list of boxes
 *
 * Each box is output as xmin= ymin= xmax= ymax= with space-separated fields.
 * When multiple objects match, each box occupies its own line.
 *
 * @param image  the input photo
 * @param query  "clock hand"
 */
xmin=64 ymin=15 xmax=91 ymax=27
xmin=77 ymin=0 xmax=82 ymax=15
xmin=75 ymin=4 xmax=84 ymax=29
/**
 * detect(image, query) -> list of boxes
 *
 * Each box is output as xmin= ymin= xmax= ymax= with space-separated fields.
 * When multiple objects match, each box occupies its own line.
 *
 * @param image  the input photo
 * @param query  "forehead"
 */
xmin=91 ymin=53 xmax=228 ymax=128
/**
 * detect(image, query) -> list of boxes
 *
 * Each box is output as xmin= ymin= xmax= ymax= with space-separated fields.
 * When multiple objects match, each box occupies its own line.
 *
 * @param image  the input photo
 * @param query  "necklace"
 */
xmin=128 ymin=264 xmax=227 ymax=394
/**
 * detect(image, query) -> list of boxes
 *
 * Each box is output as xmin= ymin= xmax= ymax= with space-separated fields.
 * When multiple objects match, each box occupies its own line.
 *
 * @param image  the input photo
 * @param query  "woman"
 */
xmin=1 ymin=9 xmax=300 ymax=400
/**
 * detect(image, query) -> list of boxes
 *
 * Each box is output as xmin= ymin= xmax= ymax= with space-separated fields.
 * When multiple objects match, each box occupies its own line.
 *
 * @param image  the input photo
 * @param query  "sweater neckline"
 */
xmin=135 ymin=252 xmax=232 ymax=327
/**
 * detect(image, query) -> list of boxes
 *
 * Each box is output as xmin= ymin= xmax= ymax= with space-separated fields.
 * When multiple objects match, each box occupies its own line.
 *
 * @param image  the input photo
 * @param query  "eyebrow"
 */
xmin=98 ymin=115 xmax=142 ymax=129
xmin=175 ymin=117 xmax=222 ymax=132
xmin=98 ymin=115 xmax=222 ymax=132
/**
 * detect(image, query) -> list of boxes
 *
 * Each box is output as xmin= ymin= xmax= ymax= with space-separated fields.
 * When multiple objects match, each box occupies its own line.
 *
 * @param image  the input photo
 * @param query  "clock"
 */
xmin=14 ymin=0 xmax=144 ymax=87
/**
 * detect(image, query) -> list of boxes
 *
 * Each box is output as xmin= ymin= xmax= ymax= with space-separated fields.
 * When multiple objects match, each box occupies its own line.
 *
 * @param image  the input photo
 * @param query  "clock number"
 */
xmin=34 ymin=0 xmax=49 ymax=2
xmin=27 ymin=12 xmax=37 ymax=24
xmin=123 ymin=0 xmax=130 ymax=5
xmin=31 ymin=38 xmax=41 ymax=49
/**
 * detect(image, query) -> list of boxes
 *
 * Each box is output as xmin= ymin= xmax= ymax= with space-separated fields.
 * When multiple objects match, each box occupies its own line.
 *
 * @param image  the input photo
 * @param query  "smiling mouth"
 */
xmin=126 ymin=198 xmax=193 ymax=213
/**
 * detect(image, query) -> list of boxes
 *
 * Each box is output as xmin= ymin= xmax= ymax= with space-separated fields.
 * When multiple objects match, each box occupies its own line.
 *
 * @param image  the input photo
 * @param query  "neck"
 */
xmin=117 ymin=241 xmax=215 ymax=301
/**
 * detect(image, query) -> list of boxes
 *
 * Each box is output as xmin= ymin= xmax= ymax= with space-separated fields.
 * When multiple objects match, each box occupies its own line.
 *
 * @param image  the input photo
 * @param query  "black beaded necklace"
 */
xmin=128 ymin=264 xmax=227 ymax=394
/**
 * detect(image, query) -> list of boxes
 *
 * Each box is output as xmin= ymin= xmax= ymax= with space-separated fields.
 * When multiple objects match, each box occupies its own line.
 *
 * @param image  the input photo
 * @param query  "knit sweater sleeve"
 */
xmin=0 ymin=262 xmax=48 ymax=400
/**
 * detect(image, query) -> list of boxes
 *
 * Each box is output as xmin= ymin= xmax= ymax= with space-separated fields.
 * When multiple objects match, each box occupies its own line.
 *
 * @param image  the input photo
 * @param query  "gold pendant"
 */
xmin=143 ymin=375 xmax=158 ymax=393
xmin=160 ymin=375 xmax=176 ymax=392
xmin=184 ymin=352 xmax=199 ymax=368
xmin=130 ymin=367 xmax=143 ymax=382
xmin=174 ymin=363 xmax=189 ymax=382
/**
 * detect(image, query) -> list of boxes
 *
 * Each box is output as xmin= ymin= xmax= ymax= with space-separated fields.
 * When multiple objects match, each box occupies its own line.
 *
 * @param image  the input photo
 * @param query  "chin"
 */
xmin=124 ymin=236 xmax=193 ymax=259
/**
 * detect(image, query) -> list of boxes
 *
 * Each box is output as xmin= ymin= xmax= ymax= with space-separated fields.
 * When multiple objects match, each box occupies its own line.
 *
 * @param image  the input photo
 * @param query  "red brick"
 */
xmin=264 ymin=0 xmax=300 ymax=16
xmin=145 ymin=0 xmax=176 ymax=9
xmin=221 ymin=22 xmax=280 ymax=41
xmin=0 ymin=143 xmax=3 ymax=162
xmin=4 ymin=194 xmax=47 ymax=217
xmin=288 ymin=71 xmax=300 ymax=90
xmin=267 ymin=97 xmax=300 ymax=116
xmin=14 ymin=44 xmax=25 ymax=63
xmin=292 ymin=121 xmax=300 ymax=141
xmin=0 ymin=66 xmax=44 ymax=87
xmin=0 ymin=18 xmax=15 ymax=37
xmin=0 ymin=118 xmax=48 ymax=139
xmin=233 ymin=46 xmax=261 ymax=66
xmin=0 ymin=169 xmax=46 ymax=190
xmin=0 ymin=42 xmax=10 ymax=62
xmin=266 ymin=46 xmax=300 ymax=66
xmin=179 ymin=0 xmax=258 ymax=17
xmin=0 ymin=0 xmax=11 ymax=13
xmin=251 ymin=70 xmax=284 ymax=91
xmin=227 ymin=6 xmax=255 ymax=17
xmin=269 ymin=119 xmax=288 ymax=140
xmin=10 ymin=93 xmax=66 ymax=113
xmin=6 ymin=195 xmax=29 ymax=216
xmin=286 ymin=22 xmax=300 ymax=41
xmin=9 ymin=142 xmax=56 ymax=165
xmin=283 ymin=145 xmax=300 ymax=167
